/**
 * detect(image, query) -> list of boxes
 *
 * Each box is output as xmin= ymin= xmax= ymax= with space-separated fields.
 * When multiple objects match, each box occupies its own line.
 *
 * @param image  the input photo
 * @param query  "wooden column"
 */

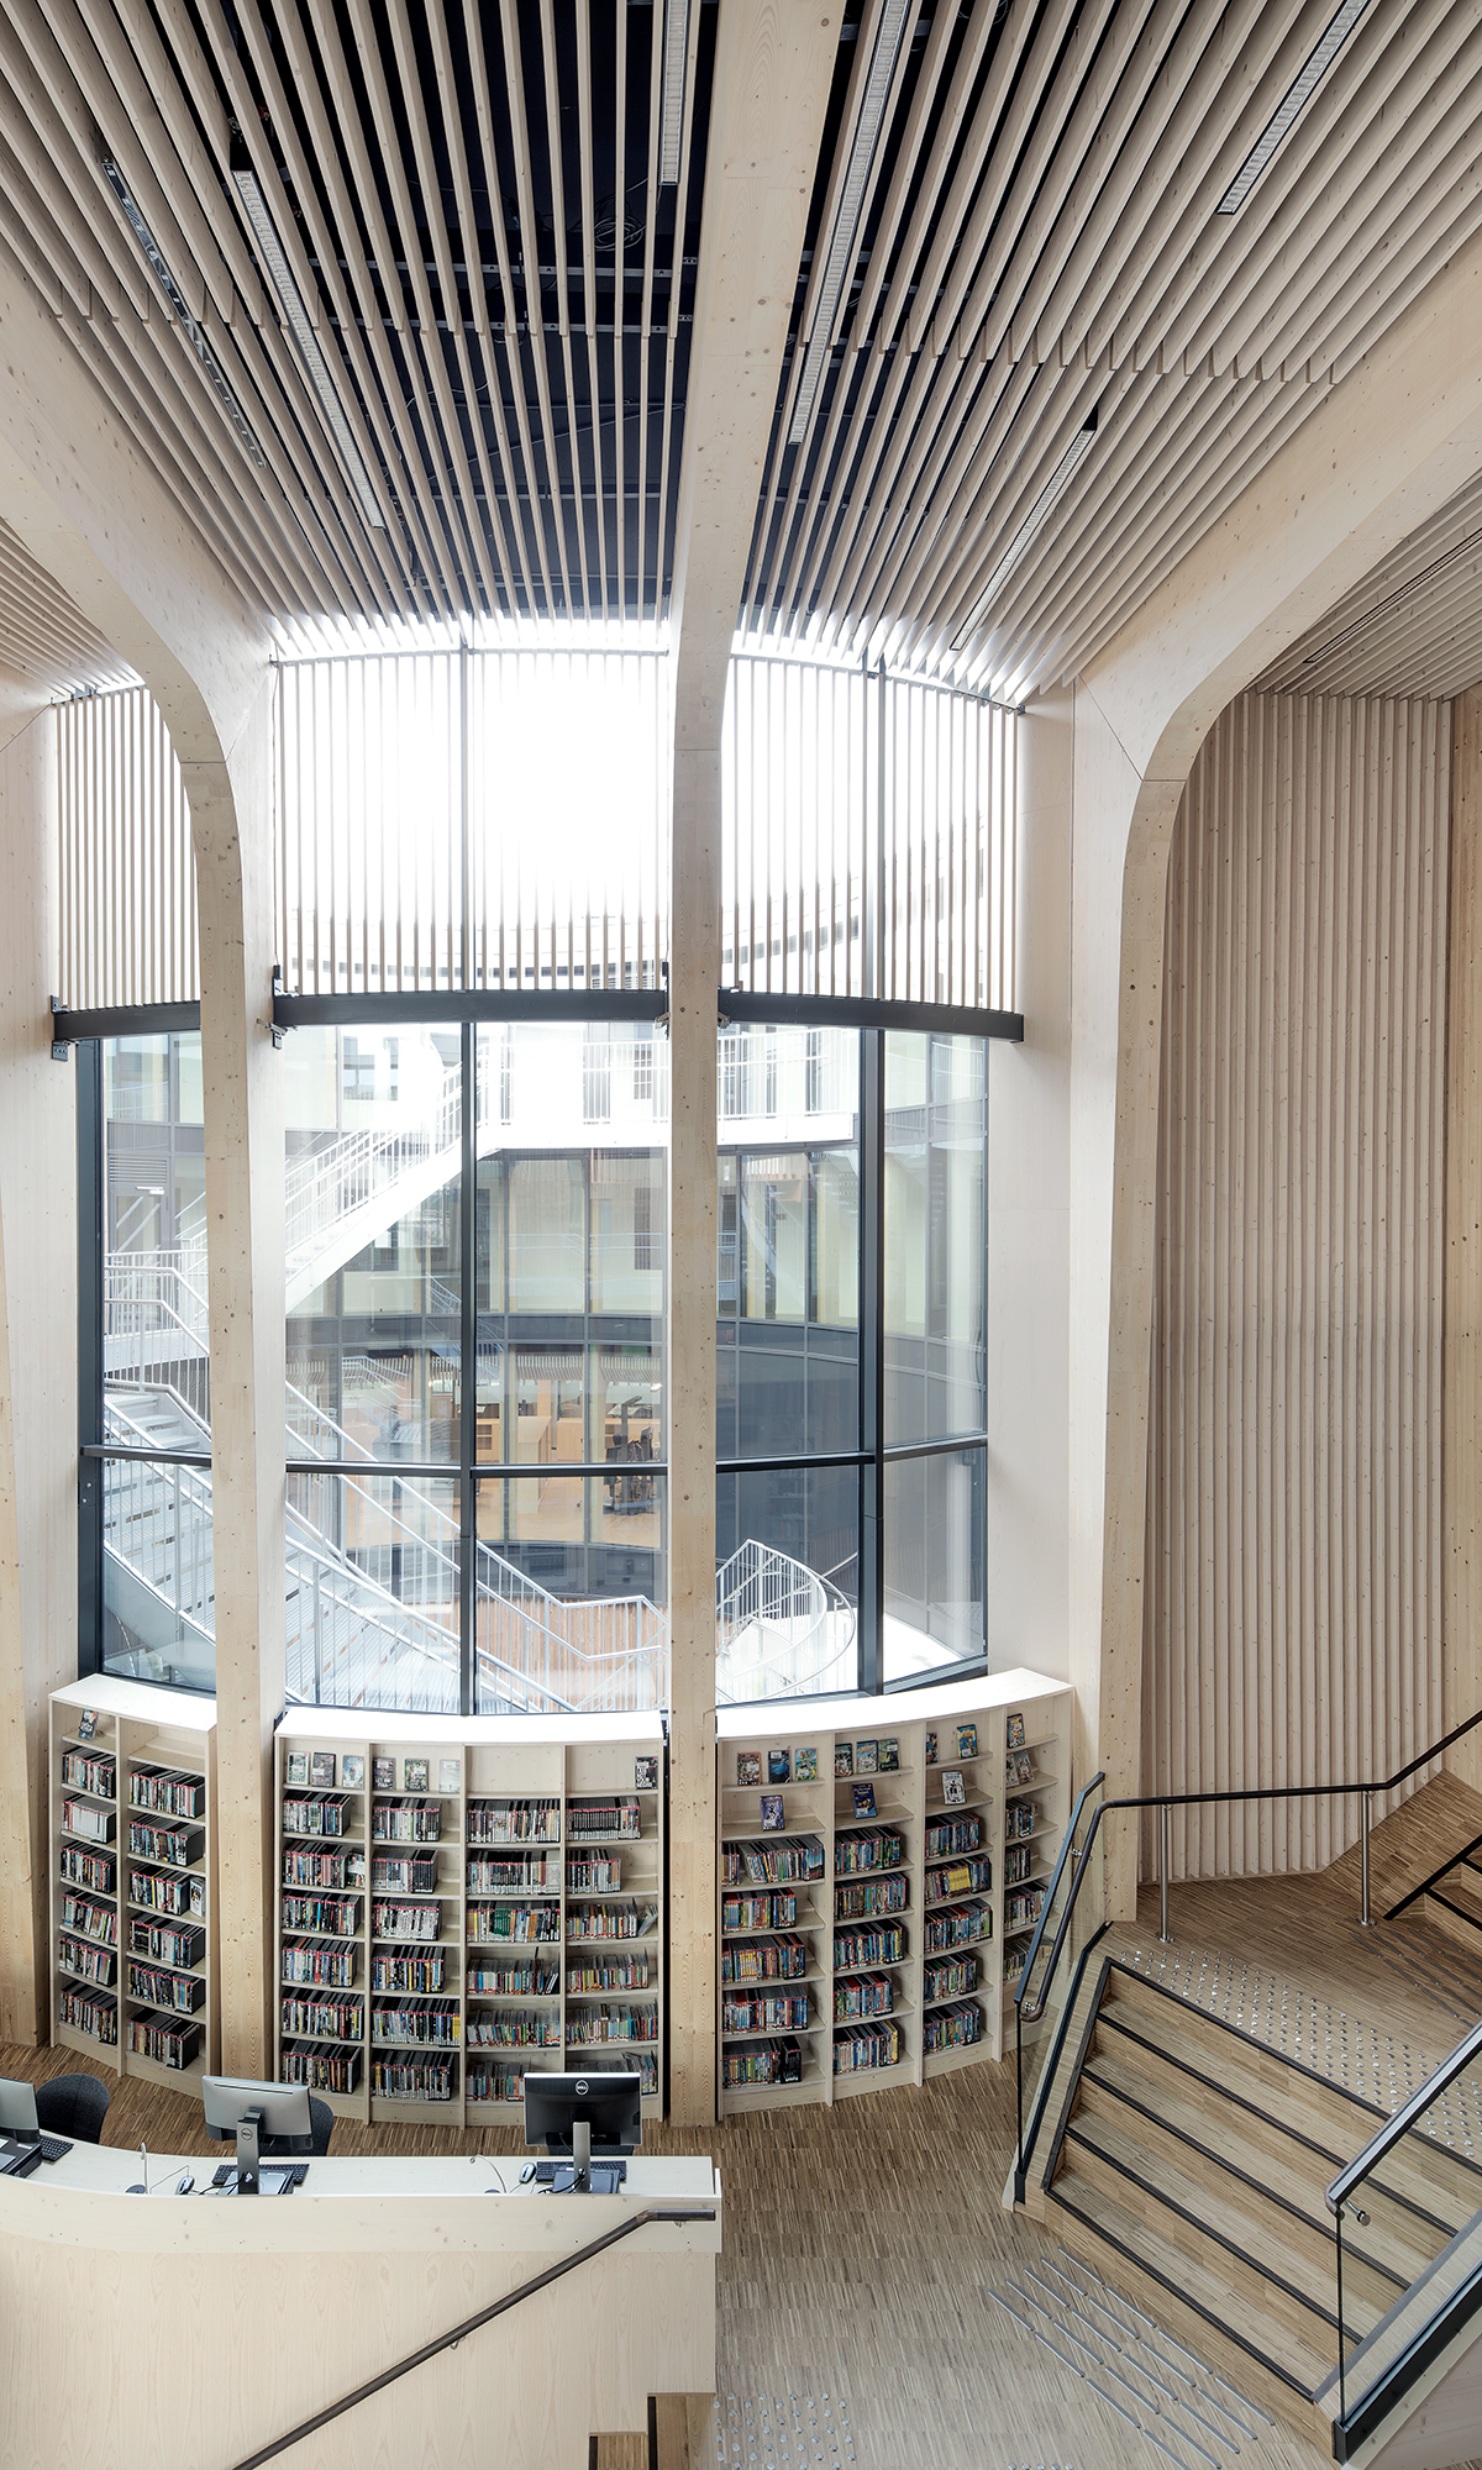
xmin=0 ymin=704 xmax=78 ymax=2040
xmin=1446 ymin=688 xmax=1482 ymax=1789
xmin=183 ymin=680 xmax=285 ymax=2072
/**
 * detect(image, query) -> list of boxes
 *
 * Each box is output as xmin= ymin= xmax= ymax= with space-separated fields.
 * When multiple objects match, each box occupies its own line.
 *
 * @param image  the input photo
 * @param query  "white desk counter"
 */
xmin=0 ymin=2145 xmax=720 ymax=2469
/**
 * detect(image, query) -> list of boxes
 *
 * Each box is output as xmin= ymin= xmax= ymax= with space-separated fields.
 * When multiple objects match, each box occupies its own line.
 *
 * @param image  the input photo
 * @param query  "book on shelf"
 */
xmin=129 ymin=1764 xmax=206 ymax=1820
xmin=1006 ymin=1886 xmax=1045 ymax=1929
xmin=567 ymin=1796 xmax=642 ymax=1841
xmin=466 ymin=2007 xmax=562 ymax=2048
xmin=284 ymin=1939 xmax=358 ymax=1988
xmin=1005 ymin=1797 xmax=1037 ymax=1842
xmin=924 ymin=1813 xmax=983 ymax=1858
xmin=832 ymin=1973 xmax=894 ymax=2021
xmin=723 ymin=1989 xmax=810 ymax=2033
xmin=371 ymin=2054 xmax=457 ymax=2101
xmin=565 ymin=1898 xmax=657 ymax=1941
xmin=372 ymin=1852 xmax=441 ymax=1893
xmin=60 ymin=1749 xmax=116 ymax=1800
xmin=372 ymin=1898 xmax=443 ymax=1942
xmin=467 ymin=2061 xmax=531 ymax=2103
xmin=466 ymin=1956 xmax=560 ymax=1995
xmin=127 ymin=1818 xmax=203 ymax=1870
xmin=722 ymin=1837 xmax=824 ymax=1887
xmin=282 ymin=1794 xmax=353 ymax=1840
xmin=468 ymin=1900 xmax=560 ymax=1943
xmin=130 ymin=1864 xmax=205 ymax=1918
xmin=833 ymin=1874 xmax=909 ymax=1920
xmin=467 ymin=1797 xmax=561 ymax=1846
xmin=465 ymin=1853 xmax=559 ymax=1893
xmin=127 ymin=2010 xmax=202 ymax=2070
xmin=62 ymin=1796 xmax=115 ymax=1844
xmin=924 ymin=1900 xmax=992 ymax=1952
xmin=833 ymin=1828 xmax=905 ymax=1876
xmin=833 ymin=2019 xmax=903 ymax=2074
xmin=833 ymin=1920 xmax=907 ymax=1967
xmin=722 ymin=1889 xmax=798 ymax=1930
xmin=925 ymin=1855 xmax=993 ymax=1902
xmin=371 ymin=1998 xmax=461 ymax=2046
xmin=59 ymin=1843 xmax=115 ymax=1895
xmin=371 ymin=1799 xmax=443 ymax=1844
xmin=129 ymin=1916 xmax=205 ymax=1969
xmin=579 ymin=2049 xmax=659 ymax=2094
xmin=566 ymin=2002 xmax=659 ymax=2045
xmin=281 ymin=1891 xmax=361 ymax=1937
xmin=924 ymin=1953 xmax=979 ymax=2002
xmin=280 ymin=1990 xmax=364 ymax=2041
xmin=371 ymin=1946 xmax=443 ymax=1993
xmin=62 ymin=1893 xmax=117 ymax=1945
xmin=564 ymin=1854 xmax=622 ymax=1891
xmin=283 ymin=1844 xmax=364 ymax=1891
xmin=567 ymin=1955 xmax=651 ymax=1992
xmin=1004 ymin=1842 xmax=1036 ymax=1886
xmin=923 ymin=1999 xmax=984 ymax=2054
xmin=282 ymin=2042 xmax=361 ymax=2095
xmin=58 ymin=1932 xmax=116 ymax=1987
xmin=721 ymin=1934 xmax=808 ymax=1983
xmin=127 ymin=1959 xmax=206 ymax=2014
xmin=722 ymin=2037 xmax=802 ymax=2091
xmin=58 ymin=1983 xmax=117 ymax=2042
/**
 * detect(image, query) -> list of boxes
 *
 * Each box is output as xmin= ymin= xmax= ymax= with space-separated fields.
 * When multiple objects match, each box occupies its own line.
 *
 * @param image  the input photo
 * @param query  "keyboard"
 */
xmin=37 ymin=2135 xmax=71 ymax=2164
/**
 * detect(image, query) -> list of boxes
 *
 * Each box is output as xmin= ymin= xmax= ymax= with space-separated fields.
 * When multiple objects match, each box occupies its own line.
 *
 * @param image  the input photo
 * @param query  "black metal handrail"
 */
xmin=229 ymin=2206 xmax=718 ymax=2470
xmin=1327 ymin=2020 xmax=1482 ymax=2221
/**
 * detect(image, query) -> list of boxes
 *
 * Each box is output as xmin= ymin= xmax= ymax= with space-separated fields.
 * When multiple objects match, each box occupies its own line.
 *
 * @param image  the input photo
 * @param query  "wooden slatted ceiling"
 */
xmin=0 ymin=3 xmax=1478 ymax=686
xmin=1260 ymin=469 xmax=1482 ymax=701
xmin=0 ymin=520 xmax=132 ymax=696
xmin=752 ymin=0 xmax=1482 ymax=695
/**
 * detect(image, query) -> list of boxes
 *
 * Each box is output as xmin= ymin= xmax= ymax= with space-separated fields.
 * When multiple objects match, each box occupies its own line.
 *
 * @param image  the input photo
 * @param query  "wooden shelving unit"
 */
xmin=274 ymin=1709 xmax=667 ymax=2126
xmin=715 ymin=1673 xmax=1070 ymax=2115
xmin=50 ymin=1677 xmax=219 ymax=2089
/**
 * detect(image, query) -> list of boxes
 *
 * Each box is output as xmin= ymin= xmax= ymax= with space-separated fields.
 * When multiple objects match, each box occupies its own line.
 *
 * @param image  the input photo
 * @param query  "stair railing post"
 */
xmin=1361 ymin=1788 xmax=1373 ymax=1929
xmin=1158 ymin=1802 xmax=1171 ymax=1944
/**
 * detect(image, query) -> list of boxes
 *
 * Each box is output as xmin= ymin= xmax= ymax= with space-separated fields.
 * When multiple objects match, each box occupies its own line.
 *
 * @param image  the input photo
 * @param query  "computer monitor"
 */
xmin=201 ymin=2076 xmax=312 ymax=2194
xmin=0 ymin=2077 xmax=40 ymax=2140
xmin=523 ymin=2071 xmax=643 ymax=2190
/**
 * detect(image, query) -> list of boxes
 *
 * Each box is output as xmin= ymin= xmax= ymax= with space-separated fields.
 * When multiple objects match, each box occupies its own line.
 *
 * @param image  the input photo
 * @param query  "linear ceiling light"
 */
xmin=953 ymin=410 xmax=1099 ymax=647
xmin=658 ymin=0 xmax=690 ymax=185
xmin=231 ymin=150 xmax=385 ymax=531
xmin=100 ymin=156 xmax=267 ymax=472
xmin=1215 ymin=0 xmax=1372 ymax=215
xmin=787 ymin=0 xmax=912 ymax=447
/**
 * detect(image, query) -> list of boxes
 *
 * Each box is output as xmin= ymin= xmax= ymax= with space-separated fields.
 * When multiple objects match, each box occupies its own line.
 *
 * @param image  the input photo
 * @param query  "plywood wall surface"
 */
xmin=1143 ymin=691 xmax=1451 ymax=1877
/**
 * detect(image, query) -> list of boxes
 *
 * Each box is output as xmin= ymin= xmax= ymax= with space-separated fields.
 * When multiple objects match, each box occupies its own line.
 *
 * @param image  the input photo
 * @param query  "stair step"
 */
xmin=1049 ymin=2155 xmax=1336 ymax=2401
xmin=1063 ymin=2097 xmax=1389 ymax=2344
xmin=1429 ymin=1865 xmax=1482 ymax=1926
xmin=1079 ymin=2048 xmax=1440 ymax=2293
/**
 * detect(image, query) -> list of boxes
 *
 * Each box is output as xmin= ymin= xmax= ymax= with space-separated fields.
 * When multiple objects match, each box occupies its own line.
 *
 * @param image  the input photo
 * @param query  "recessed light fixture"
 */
xmin=1215 ymin=0 xmax=1372 ymax=215
xmin=230 ymin=148 xmax=385 ymax=532
xmin=100 ymin=156 xmax=268 ymax=472
xmin=787 ymin=0 xmax=912 ymax=447
xmin=953 ymin=410 xmax=1099 ymax=646
xmin=658 ymin=0 xmax=690 ymax=186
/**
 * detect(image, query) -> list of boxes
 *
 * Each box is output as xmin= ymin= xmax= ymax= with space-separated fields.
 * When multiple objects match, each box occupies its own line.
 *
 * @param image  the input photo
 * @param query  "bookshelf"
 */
xmin=273 ymin=1709 xmax=666 ymax=2126
xmin=715 ymin=1672 xmax=1070 ymax=2114
xmin=50 ymin=1677 xmax=219 ymax=2088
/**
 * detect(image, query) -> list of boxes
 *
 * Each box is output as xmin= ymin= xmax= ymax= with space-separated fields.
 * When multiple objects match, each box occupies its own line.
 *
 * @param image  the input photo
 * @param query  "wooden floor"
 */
xmin=11 ymin=1860 xmax=1482 ymax=2469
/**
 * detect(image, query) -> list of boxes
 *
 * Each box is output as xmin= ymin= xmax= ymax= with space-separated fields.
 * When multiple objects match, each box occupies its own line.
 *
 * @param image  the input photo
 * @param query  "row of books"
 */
xmin=373 ymin=1854 xmax=441 ymax=1893
xmin=925 ymin=1901 xmax=992 ymax=1953
xmin=371 ymin=2055 xmax=456 ymax=2100
xmin=722 ymin=1890 xmax=799 ymax=1930
xmin=721 ymin=2037 xmax=803 ymax=2090
xmin=469 ymin=1902 xmax=558 ymax=1943
xmin=1006 ymin=1886 xmax=1046 ymax=1930
xmin=372 ymin=1800 xmax=444 ymax=1844
xmin=465 ymin=1855 xmax=559 ymax=1893
xmin=924 ymin=1813 xmax=983 ymax=1858
xmin=284 ymin=1845 xmax=364 ymax=1891
xmin=833 ymin=1973 xmax=894 ymax=2021
xmin=61 ymin=1796 xmax=114 ymax=1844
xmin=130 ymin=1916 xmax=205 ymax=1969
xmin=58 ymin=1983 xmax=117 ymax=2042
xmin=467 ymin=1797 xmax=561 ymax=1846
xmin=59 ymin=1843 xmax=114 ymax=1895
xmin=282 ymin=1794 xmax=352 ymax=1840
xmin=462 ymin=2049 xmax=661 ymax=2103
xmin=372 ymin=1999 xmax=461 ymax=2047
xmin=373 ymin=1947 xmax=445 ymax=1993
xmin=58 ymin=1933 xmax=114 ymax=1987
xmin=567 ymin=2005 xmax=659 ymax=2044
xmin=1004 ymin=1842 xmax=1037 ymax=1886
xmin=283 ymin=1940 xmax=358 ymax=1988
xmin=465 ymin=2009 xmax=562 ymax=2048
xmin=60 ymin=1750 xmax=115 ymax=1801
xmin=373 ymin=1899 xmax=443 ymax=1941
xmin=564 ymin=1857 xmax=623 ymax=1891
xmin=128 ymin=2011 xmax=201 ymax=2070
xmin=721 ymin=1934 xmax=809 ymax=1983
xmin=834 ymin=1875 xmax=909 ymax=1921
xmin=128 ymin=1819 xmax=203 ymax=1870
xmin=566 ymin=1899 xmax=657 ymax=1941
xmin=925 ymin=1856 xmax=993 ymax=1903
xmin=834 ymin=1828 xmax=905 ymax=1877
xmin=282 ymin=2042 xmax=361 ymax=2094
xmin=128 ymin=1960 xmax=206 ymax=2015
xmin=722 ymin=1838 xmax=825 ymax=1887
xmin=923 ymin=2000 xmax=985 ymax=2054
xmin=833 ymin=2020 xmax=904 ymax=2074
xmin=567 ymin=1957 xmax=651 ymax=1992
xmin=567 ymin=1797 xmax=643 ymax=1841
xmin=282 ymin=1891 xmax=360 ymax=1936
xmin=129 ymin=1763 xmax=206 ymax=1820
xmin=467 ymin=1959 xmax=560 ymax=1996
xmin=1005 ymin=1797 xmax=1039 ymax=1842
xmin=281 ymin=1993 xmax=364 ymax=2042
xmin=723 ymin=1991 xmax=810 ymax=2034
xmin=130 ymin=1864 xmax=205 ymax=1918
xmin=61 ymin=1892 xmax=116 ymax=1945
xmin=834 ymin=1922 xmax=907 ymax=1966
xmin=923 ymin=1953 xmax=978 ymax=2002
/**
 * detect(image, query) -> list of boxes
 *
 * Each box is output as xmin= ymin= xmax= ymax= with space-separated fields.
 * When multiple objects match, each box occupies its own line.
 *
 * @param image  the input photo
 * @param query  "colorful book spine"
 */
xmin=467 ymin=1799 xmax=561 ymax=1846
xmin=282 ymin=1796 xmax=350 ymax=1839
xmin=833 ymin=1829 xmax=905 ymax=1877
xmin=833 ymin=1874 xmax=909 ymax=1920
xmin=371 ymin=2054 xmax=457 ymax=2100
xmin=467 ymin=1900 xmax=560 ymax=1943
xmin=721 ymin=1934 xmax=808 ymax=1983
xmin=566 ymin=1957 xmax=651 ymax=1992
xmin=58 ymin=1983 xmax=117 ymax=2043
xmin=723 ymin=1991 xmax=810 ymax=2033
xmin=129 ymin=1765 xmax=206 ymax=1819
xmin=832 ymin=1922 xmax=907 ymax=1967
xmin=128 ymin=1917 xmax=205 ymax=1969
xmin=371 ymin=1946 xmax=444 ymax=1993
xmin=371 ymin=1898 xmax=442 ymax=1941
xmin=127 ymin=1959 xmax=205 ymax=2014
xmin=925 ymin=1855 xmax=993 ymax=1902
xmin=923 ymin=2000 xmax=984 ymax=2054
xmin=564 ymin=1899 xmax=656 ymax=1941
xmin=60 ymin=1750 xmax=116 ymax=1799
xmin=62 ymin=1894 xmax=117 ymax=1945
xmin=465 ymin=2008 xmax=562 ymax=2048
xmin=833 ymin=2019 xmax=903 ymax=2074
xmin=283 ymin=1939 xmax=358 ymax=1988
xmin=58 ymin=1932 xmax=116 ymax=1987
xmin=722 ymin=2037 xmax=802 ymax=2090
xmin=566 ymin=1798 xmax=641 ymax=1841
xmin=924 ymin=1900 xmax=992 ymax=1952
xmin=281 ymin=1892 xmax=361 ymax=1937
xmin=371 ymin=1999 xmax=461 ymax=2046
xmin=280 ymin=1991 xmax=364 ymax=2041
xmin=282 ymin=2042 xmax=362 ymax=2095
xmin=127 ymin=1818 xmax=202 ymax=1870
xmin=127 ymin=2011 xmax=201 ymax=2069
xmin=832 ymin=1973 xmax=894 ymax=2022
xmin=59 ymin=1843 xmax=115 ymax=1895
xmin=465 ymin=1854 xmax=559 ymax=1893
xmin=924 ymin=1814 xmax=983 ymax=1859
xmin=371 ymin=1801 xmax=443 ymax=1844
xmin=566 ymin=2003 xmax=660 ymax=2044
xmin=923 ymin=1953 xmax=978 ymax=2003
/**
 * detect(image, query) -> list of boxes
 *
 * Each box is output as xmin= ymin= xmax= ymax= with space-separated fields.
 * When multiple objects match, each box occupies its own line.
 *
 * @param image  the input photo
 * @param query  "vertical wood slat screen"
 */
xmin=1143 ymin=690 xmax=1451 ymax=1880
xmin=277 ymin=644 xmax=671 ymax=995
xmin=723 ymin=655 xmax=1018 ymax=1011
xmin=56 ymin=688 xmax=198 ymax=1008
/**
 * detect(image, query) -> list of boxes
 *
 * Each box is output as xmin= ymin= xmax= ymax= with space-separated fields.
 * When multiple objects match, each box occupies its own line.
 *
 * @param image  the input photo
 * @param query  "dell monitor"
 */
xmin=201 ymin=2076 xmax=312 ymax=2194
xmin=523 ymin=2070 xmax=643 ymax=2191
xmin=0 ymin=2077 xmax=41 ymax=2141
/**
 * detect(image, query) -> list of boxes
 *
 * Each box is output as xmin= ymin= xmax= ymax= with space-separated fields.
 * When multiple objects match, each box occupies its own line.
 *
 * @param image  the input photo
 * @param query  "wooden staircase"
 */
xmin=591 ymin=2396 xmax=713 ymax=2468
xmin=1031 ymin=1958 xmax=1482 ymax=2454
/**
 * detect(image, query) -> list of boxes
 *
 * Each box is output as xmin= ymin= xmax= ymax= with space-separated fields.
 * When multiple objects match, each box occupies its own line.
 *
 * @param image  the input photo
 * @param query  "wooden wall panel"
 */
xmin=1143 ymin=691 xmax=1450 ymax=1878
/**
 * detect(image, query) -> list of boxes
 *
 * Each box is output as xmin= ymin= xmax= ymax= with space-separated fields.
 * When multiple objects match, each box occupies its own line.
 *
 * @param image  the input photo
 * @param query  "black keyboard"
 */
xmin=37 ymin=2135 xmax=71 ymax=2164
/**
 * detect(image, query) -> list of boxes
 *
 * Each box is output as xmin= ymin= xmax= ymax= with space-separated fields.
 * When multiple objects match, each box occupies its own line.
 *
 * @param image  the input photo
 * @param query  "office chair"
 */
xmin=259 ymin=2093 xmax=334 ymax=2158
xmin=34 ymin=2072 xmax=111 ymax=2143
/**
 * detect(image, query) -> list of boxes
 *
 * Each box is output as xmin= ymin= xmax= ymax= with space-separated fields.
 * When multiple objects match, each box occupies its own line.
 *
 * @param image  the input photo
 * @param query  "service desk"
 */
xmin=0 ymin=2144 xmax=720 ymax=2470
